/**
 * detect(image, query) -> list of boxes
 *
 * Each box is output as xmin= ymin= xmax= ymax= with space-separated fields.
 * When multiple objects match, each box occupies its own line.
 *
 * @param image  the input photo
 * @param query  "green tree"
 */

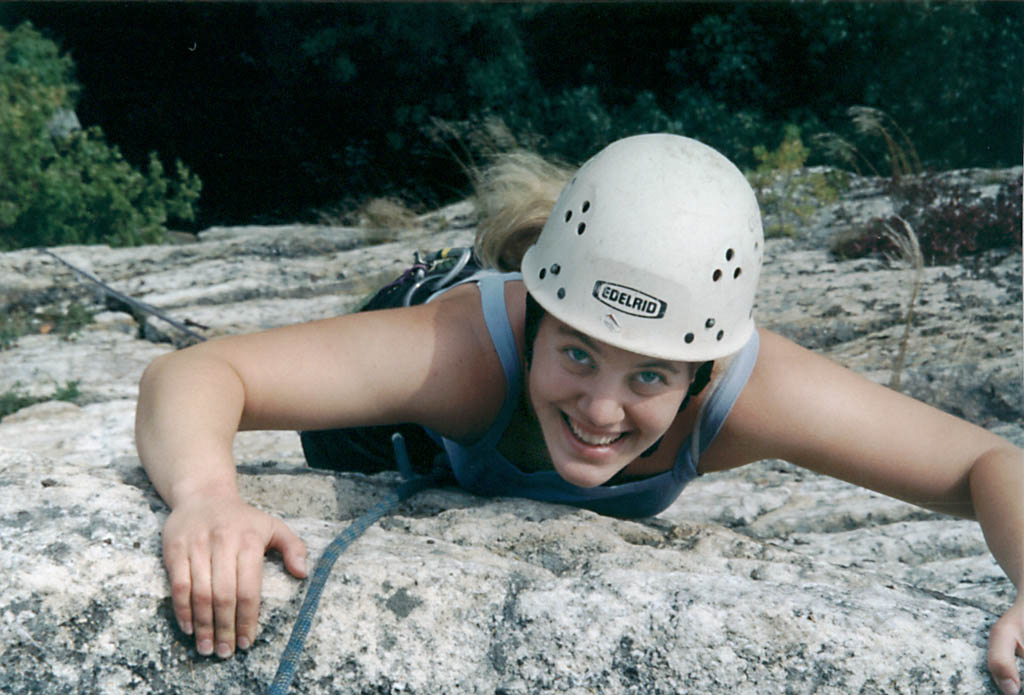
xmin=0 ymin=21 xmax=200 ymax=248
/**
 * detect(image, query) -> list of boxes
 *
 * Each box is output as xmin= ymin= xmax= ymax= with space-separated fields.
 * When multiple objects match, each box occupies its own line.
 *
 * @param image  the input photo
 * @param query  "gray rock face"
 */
xmin=0 ymin=179 xmax=1020 ymax=694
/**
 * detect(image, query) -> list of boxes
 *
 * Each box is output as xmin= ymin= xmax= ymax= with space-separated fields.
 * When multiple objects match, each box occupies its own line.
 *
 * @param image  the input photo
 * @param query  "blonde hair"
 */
xmin=471 ymin=150 xmax=576 ymax=271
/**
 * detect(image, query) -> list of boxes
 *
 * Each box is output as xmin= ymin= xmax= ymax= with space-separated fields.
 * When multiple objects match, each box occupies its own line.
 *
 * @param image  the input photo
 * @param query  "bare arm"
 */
xmin=136 ymin=346 xmax=309 ymax=659
xmin=135 ymin=283 xmax=519 ymax=658
xmin=702 ymin=329 xmax=1023 ymax=691
xmin=972 ymin=451 xmax=1024 ymax=694
xmin=137 ymin=348 xmax=247 ymax=506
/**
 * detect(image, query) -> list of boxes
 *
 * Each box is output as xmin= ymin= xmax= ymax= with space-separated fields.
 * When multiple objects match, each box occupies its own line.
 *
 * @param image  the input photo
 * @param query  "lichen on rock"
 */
xmin=0 ymin=182 xmax=1019 ymax=694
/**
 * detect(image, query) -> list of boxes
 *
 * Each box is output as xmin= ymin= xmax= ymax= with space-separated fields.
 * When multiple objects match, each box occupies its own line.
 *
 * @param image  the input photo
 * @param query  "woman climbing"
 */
xmin=135 ymin=134 xmax=1023 ymax=693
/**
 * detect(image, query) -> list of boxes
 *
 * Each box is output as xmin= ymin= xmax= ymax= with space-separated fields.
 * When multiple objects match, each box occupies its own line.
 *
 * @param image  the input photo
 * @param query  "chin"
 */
xmin=550 ymin=458 xmax=620 ymax=488
xmin=540 ymin=413 xmax=638 ymax=488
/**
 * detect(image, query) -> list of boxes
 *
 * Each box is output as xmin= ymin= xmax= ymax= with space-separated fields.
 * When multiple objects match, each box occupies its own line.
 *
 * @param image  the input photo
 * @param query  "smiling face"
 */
xmin=526 ymin=314 xmax=694 ymax=488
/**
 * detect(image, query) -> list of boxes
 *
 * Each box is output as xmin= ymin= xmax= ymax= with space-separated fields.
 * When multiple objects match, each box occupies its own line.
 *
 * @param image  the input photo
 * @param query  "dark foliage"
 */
xmin=1 ymin=2 xmax=1021 ymax=228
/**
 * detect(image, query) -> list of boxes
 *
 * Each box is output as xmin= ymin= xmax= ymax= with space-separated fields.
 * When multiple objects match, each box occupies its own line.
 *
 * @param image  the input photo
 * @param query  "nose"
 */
xmin=576 ymin=379 xmax=626 ymax=428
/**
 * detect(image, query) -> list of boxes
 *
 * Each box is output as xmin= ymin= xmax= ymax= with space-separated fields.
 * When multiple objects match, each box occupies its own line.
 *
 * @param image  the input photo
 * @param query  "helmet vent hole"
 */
xmin=684 ymin=333 xmax=695 ymax=344
xmin=725 ymin=248 xmax=734 ymax=261
xmin=716 ymin=330 xmax=725 ymax=341
xmin=539 ymin=268 xmax=546 ymax=280
xmin=705 ymin=318 xmax=715 ymax=329
xmin=550 ymin=264 xmax=561 ymax=275
xmin=557 ymin=288 xmax=566 ymax=299
xmin=712 ymin=269 xmax=722 ymax=282
xmin=734 ymin=267 xmax=742 ymax=279
xmin=577 ymin=222 xmax=586 ymax=235
xmin=564 ymin=211 xmax=573 ymax=222
xmin=581 ymin=200 xmax=591 ymax=213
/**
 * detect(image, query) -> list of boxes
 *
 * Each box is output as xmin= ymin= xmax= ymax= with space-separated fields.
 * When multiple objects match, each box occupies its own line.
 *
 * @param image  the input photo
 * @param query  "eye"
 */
xmin=634 ymin=370 xmax=666 ymax=386
xmin=564 ymin=347 xmax=592 ymax=366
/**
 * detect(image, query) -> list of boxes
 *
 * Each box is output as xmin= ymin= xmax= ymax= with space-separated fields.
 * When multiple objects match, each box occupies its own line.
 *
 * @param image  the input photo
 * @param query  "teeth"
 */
xmin=567 ymin=417 xmax=623 ymax=446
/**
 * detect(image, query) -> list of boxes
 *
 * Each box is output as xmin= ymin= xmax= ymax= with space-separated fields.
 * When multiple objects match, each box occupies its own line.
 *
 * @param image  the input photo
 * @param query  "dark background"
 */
xmin=2 ymin=2 xmax=1021 ymax=230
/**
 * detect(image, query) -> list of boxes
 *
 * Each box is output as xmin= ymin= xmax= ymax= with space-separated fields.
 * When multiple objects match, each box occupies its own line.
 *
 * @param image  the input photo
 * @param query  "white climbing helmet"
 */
xmin=521 ymin=133 xmax=763 ymax=362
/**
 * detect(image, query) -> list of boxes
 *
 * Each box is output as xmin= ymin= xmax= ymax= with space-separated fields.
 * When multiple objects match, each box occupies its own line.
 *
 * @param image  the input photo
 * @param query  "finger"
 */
xmin=268 ymin=519 xmax=307 ymax=578
xmin=235 ymin=531 xmax=264 ymax=650
xmin=189 ymin=544 xmax=215 ymax=657
xmin=163 ymin=538 xmax=193 ymax=636
xmin=210 ymin=531 xmax=238 ymax=659
xmin=988 ymin=618 xmax=1023 ymax=694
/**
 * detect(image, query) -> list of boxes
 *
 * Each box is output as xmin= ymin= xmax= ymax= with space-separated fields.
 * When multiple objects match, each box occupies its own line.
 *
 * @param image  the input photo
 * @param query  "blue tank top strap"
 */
xmin=426 ymin=270 xmax=523 ymax=448
xmin=474 ymin=274 xmax=523 ymax=446
xmin=684 ymin=329 xmax=760 ymax=469
xmin=475 ymin=274 xmax=521 ymax=386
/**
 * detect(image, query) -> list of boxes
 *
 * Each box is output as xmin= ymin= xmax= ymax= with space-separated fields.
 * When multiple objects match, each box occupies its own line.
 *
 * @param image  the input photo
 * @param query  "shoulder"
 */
xmin=431 ymin=276 xmax=528 ymax=364
xmin=409 ymin=277 xmax=527 ymax=438
xmin=699 ymin=328 xmax=1008 ymax=509
xmin=698 ymin=327 xmax=889 ymax=471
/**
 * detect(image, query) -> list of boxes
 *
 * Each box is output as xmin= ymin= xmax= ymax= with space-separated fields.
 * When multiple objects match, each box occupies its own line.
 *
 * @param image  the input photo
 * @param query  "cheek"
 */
xmin=524 ymin=360 xmax=549 ymax=420
xmin=526 ymin=352 xmax=567 ymax=404
xmin=632 ymin=394 xmax=686 ymax=434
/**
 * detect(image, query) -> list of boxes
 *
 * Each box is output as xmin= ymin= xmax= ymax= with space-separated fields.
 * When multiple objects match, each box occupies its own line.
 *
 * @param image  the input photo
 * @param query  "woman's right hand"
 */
xmin=161 ymin=494 xmax=307 ymax=658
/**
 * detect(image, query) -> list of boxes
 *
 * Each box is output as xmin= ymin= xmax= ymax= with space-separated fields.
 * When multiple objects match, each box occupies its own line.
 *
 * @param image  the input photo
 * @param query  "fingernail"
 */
xmin=197 ymin=638 xmax=213 ymax=656
xmin=298 ymin=556 xmax=307 ymax=574
xmin=180 ymin=621 xmax=193 ymax=636
xmin=237 ymin=636 xmax=251 ymax=650
xmin=998 ymin=679 xmax=1019 ymax=695
xmin=216 ymin=642 xmax=232 ymax=659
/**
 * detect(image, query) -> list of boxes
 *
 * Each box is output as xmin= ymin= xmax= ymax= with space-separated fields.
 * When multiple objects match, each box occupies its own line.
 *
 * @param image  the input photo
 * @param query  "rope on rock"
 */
xmin=37 ymin=249 xmax=450 ymax=691
xmin=268 ymin=434 xmax=448 ymax=695
xmin=39 ymin=249 xmax=207 ymax=343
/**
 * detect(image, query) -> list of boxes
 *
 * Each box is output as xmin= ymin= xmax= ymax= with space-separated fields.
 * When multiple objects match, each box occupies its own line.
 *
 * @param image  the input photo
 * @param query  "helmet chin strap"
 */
xmin=639 ymin=360 xmax=714 ymax=458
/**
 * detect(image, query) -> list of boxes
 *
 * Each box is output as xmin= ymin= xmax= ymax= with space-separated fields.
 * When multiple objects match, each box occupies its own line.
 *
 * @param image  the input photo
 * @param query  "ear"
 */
xmin=676 ymin=360 xmax=714 ymax=414
xmin=688 ymin=361 xmax=715 ymax=397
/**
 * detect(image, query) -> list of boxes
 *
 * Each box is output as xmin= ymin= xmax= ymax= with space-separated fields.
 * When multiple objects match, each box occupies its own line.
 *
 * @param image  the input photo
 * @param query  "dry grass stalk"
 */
xmin=848 ymin=106 xmax=923 ymax=181
xmin=357 ymin=197 xmax=419 ymax=240
xmin=882 ymin=216 xmax=924 ymax=391
xmin=812 ymin=132 xmax=881 ymax=178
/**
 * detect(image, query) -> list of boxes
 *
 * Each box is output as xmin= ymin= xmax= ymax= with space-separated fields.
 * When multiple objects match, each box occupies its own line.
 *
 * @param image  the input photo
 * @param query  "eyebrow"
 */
xmin=558 ymin=325 xmax=683 ymax=374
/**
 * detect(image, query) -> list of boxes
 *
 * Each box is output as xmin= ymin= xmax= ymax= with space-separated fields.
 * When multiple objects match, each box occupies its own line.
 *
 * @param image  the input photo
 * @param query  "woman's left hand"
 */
xmin=989 ymin=597 xmax=1024 ymax=694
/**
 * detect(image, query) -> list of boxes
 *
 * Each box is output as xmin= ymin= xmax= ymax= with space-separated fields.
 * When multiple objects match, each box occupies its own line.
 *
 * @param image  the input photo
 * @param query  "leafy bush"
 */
xmin=746 ymin=125 xmax=844 ymax=238
xmin=833 ymin=173 xmax=1023 ymax=265
xmin=0 ymin=22 xmax=200 ymax=249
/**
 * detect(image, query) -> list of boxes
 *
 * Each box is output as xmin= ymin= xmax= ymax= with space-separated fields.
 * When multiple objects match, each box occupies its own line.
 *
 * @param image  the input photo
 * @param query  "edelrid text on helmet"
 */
xmin=521 ymin=134 xmax=764 ymax=362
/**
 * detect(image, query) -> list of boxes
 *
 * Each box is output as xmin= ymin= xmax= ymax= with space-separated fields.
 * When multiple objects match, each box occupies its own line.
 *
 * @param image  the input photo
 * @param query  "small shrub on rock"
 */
xmin=0 ymin=380 xmax=81 ymax=419
xmin=832 ymin=173 xmax=1022 ymax=265
xmin=0 ymin=301 xmax=94 ymax=351
xmin=747 ymin=125 xmax=845 ymax=238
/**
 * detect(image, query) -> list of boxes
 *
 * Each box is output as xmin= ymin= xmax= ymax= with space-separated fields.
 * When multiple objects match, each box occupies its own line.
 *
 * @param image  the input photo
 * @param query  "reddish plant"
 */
xmin=834 ymin=173 xmax=1022 ymax=265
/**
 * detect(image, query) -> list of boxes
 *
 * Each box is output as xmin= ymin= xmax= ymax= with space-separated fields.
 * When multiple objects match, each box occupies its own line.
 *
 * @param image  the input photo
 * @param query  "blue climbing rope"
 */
xmin=268 ymin=434 xmax=447 ymax=694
